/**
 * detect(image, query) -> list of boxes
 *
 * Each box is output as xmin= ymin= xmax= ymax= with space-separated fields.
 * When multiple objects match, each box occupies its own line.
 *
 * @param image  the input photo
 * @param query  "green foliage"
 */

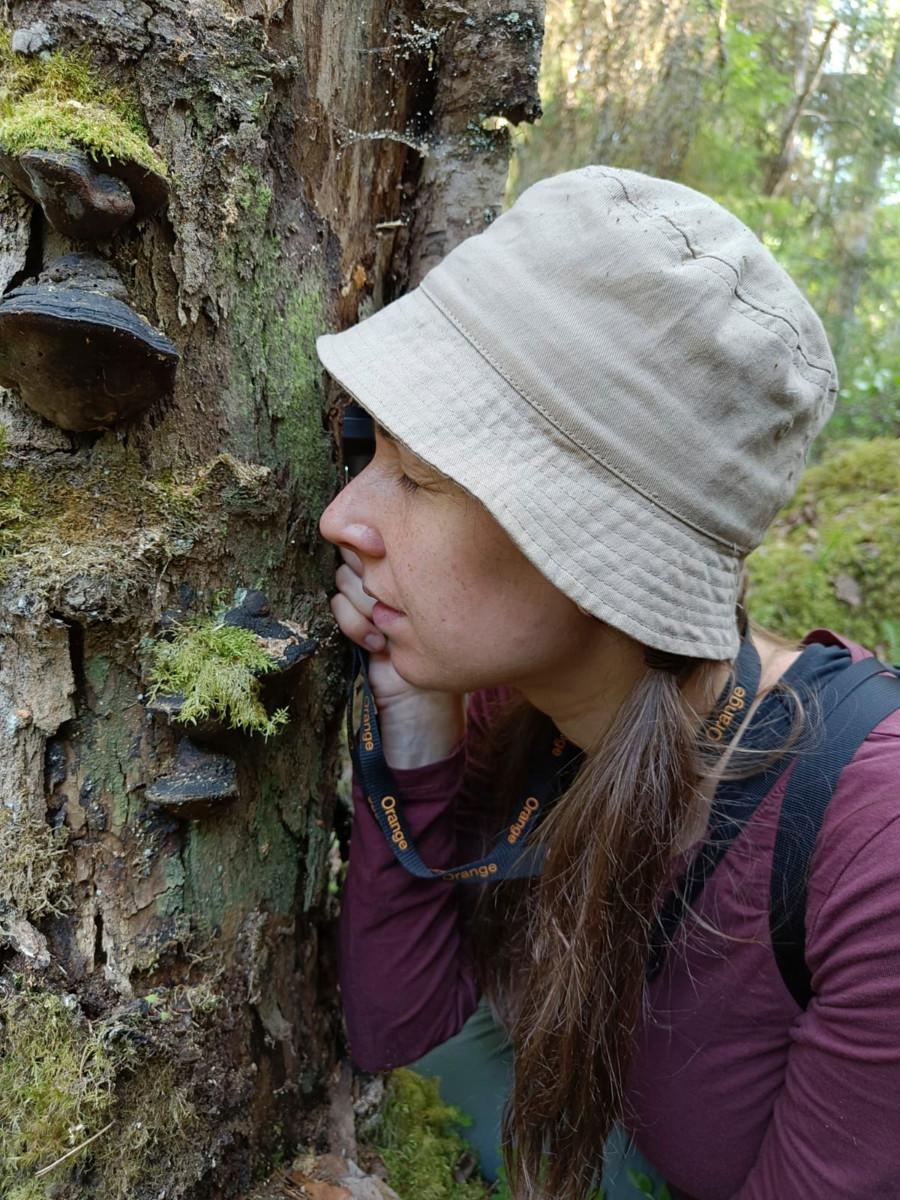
xmin=0 ymin=30 xmax=165 ymax=172
xmin=626 ymin=1170 xmax=670 ymax=1200
xmin=747 ymin=439 xmax=900 ymax=658
xmin=146 ymin=617 xmax=290 ymax=738
xmin=511 ymin=1 xmax=900 ymax=445
xmin=375 ymin=1070 xmax=488 ymax=1200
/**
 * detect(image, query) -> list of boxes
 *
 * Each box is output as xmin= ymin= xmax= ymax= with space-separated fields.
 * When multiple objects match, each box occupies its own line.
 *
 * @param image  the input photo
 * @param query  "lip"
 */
xmin=364 ymin=584 xmax=404 ymax=615
xmin=371 ymin=599 xmax=405 ymax=628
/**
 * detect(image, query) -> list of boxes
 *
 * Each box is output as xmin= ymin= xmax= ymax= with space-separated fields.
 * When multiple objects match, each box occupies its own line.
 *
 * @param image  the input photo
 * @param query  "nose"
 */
xmin=319 ymin=474 xmax=386 ymax=559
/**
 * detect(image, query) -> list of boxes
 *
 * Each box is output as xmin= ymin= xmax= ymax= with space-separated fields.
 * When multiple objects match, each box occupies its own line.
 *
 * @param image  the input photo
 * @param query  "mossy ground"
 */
xmin=747 ymin=439 xmax=900 ymax=660
xmin=145 ymin=613 xmax=290 ymax=738
xmin=0 ymin=31 xmax=165 ymax=172
xmin=0 ymin=979 xmax=203 ymax=1200
xmin=373 ymin=1070 xmax=489 ymax=1200
xmin=0 ymin=979 xmax=204 ymax=1195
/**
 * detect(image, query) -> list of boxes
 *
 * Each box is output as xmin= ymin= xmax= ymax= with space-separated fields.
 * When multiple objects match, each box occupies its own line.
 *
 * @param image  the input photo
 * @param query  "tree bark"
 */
xmin=0 ymin=3 xmax=542 ymax=1197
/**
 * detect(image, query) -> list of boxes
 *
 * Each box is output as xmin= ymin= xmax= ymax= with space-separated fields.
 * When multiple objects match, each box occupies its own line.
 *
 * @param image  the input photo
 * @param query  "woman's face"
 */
xmin=318 ymin=426 xmax=599 ymax=695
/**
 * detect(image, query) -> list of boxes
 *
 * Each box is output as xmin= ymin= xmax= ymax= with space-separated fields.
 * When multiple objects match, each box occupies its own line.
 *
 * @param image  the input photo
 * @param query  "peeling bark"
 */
xmin=0 ymin=2 xmax=542 ymax=1195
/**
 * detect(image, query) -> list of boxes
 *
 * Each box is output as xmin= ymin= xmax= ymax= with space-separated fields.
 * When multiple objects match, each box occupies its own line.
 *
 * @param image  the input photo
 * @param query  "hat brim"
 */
xmin=316 ymin=288 xmax=742 ymax=661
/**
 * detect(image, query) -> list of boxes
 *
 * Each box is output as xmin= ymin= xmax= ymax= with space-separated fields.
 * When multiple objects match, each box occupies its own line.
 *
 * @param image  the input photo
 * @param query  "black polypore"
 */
xmin=0 ymin=252 xmax=178 ymax=431
xmin=222 ymin=592 xmax=318 ymax=672
xmin=146 ymin=739 xmax=238 ymax=820
xmin=0 ymin=146 xmax=168 ymax=241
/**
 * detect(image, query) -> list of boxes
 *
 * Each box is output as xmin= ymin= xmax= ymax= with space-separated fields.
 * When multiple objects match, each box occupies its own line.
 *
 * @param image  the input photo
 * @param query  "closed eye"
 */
xmin=395 ymin=470 xmax=422 ymax=494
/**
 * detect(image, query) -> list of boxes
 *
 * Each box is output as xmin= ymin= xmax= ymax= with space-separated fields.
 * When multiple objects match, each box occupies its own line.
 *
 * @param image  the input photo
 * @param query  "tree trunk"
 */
xmin=0 ymin=3 xmax=542 ymax=1197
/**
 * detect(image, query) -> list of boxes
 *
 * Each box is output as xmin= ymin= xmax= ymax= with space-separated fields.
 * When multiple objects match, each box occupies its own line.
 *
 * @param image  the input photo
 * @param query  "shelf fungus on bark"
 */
xmin=144 ymin=593 xmax=316 ymax=746
xmin=222 ymin=590 xmax=319 ymax=678
xmin=0 ymin=145 xmax=169 ymax=241
xmin=146 ymin=738 xmax=238 ymax=820
xmin=0 ymin=252 xmax=178 ymax=431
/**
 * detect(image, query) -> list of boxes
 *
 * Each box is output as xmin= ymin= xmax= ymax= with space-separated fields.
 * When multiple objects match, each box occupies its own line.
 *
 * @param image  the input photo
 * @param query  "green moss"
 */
xmin=0 ymin=984 xmax=124 ymax=1195
xmin=219 ymin=167 xmax=336 ymax=535
xmin=0 ymin=32 xmax=165 ymax=173
xmin=0 ymin=808 xmax=68 ymax=920
xmin=0 ymin=440 xmax=202 ymax=604
xmin=375 ymin=1070 xmax=487 ymax=1200
xmin=0 ymin=980 xmax=201 ymax=1199
xmin=748 ymin=439 xmax=900 ymax=659
xmin=146 ymin=617 xmax=290 ymax=739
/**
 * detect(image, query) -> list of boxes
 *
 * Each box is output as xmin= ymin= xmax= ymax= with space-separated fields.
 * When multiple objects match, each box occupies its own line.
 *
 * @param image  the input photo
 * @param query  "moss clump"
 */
xmin=747 ymin=439 xmax=900 ymax=660
xmin=0 ymin=808 xmax=68 ymax=920
xmin=0 ymin=984 xmax=124 ymax=1197
xmin=0 ymin=440 xmax=202 ymax=610
xmin=146 ymin=617 xmax=290 ymax=738
xmin=0 ymin=32 xmax=165 ymax=173
xmin=0 ymin=980 xmax=200 ymax=1200
xmin=375 ymin=1070 xmax=488 ymax=1200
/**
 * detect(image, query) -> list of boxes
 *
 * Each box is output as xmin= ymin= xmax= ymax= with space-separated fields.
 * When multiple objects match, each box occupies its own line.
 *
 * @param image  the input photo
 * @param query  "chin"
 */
xmin=388 ymin=644 xmax=476 ymax=694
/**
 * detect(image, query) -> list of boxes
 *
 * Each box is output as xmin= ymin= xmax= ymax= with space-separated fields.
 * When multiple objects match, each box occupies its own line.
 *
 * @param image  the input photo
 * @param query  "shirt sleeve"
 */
xmin=733 ymin=726 xmax=900 ymax=1199
xmin=337 ymin=687 xmax=511 ymax=1071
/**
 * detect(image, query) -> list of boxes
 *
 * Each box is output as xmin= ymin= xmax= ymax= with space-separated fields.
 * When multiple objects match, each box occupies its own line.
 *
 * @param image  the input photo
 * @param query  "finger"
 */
xmin=330 ymin=592 xmax=386 ymax=652
xmin=339 ymin=546 xmax=363 ymax=575
xmin=336 ymin=563 xmax=375 ymax=618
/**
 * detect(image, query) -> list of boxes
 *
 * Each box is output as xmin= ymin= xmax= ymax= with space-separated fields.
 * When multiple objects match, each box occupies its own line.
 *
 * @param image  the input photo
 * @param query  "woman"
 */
xmin=315 ymin=167 xmax=900 ymax=1200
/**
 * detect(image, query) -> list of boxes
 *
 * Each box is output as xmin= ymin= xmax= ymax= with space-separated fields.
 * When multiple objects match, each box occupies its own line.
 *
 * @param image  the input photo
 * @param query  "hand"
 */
xmin=329 ymin=546 xmax=416 ymax=705
xmin=329 ymin=548 xmax=466 ymax=767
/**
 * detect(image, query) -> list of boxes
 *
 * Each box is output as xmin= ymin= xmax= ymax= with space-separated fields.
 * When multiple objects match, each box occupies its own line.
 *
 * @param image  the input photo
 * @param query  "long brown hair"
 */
xmin=466 ymin=612 xmax=807 ymax=1199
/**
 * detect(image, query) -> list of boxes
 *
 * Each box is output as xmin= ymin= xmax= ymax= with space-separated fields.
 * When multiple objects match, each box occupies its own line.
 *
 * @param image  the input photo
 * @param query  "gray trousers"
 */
xmin=411 ymin=999 xmax=669 ymax=1198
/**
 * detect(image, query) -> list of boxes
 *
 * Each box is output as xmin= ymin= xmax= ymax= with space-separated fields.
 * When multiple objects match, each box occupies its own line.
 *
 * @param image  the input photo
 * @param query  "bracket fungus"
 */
xmin=146 ymin=738 xmax=238 ymax=820
xmin=0 ymin=146 xmax=168 ymax=240
xmin=144 ymin=593 xmax=317 ymax=745
xmin=222 ymin=590 xmax=319 ymax=677
xmin=0 ymin=252 xmax=178 ymax=431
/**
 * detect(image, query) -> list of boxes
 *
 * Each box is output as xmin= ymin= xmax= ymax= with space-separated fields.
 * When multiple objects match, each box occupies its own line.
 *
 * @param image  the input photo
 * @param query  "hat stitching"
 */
xmin=384 ymin=364 xmax=746 ymax=608
xmin=502 ymin=463 xmax=740 ymax=623
xmin=322 ymin=335 xmax=739 ymax=657
xmin=326 ymin=301 xmax=753 ymax=592
xmin=590 ymin=168 xmax=834 ymax=387
xmin=349 ymin=303 xmax=751 ymax=585
xmin=417 ymin=283 xmax=750 ymax=555
xmin=489 ymin=483 xmax=739 ymax=656
xmin=455 ymin=418 xmax=744 ymax=597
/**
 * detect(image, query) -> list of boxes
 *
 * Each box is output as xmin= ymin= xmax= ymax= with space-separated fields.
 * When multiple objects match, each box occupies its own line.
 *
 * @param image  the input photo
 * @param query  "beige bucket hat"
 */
xmin=316 ymin=166 xmax=837 ymax=661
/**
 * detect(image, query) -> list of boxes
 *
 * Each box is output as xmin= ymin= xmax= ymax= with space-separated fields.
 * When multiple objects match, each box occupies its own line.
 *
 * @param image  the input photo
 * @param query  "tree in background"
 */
xmin=510 ymin=0 xmax=899 ymax=443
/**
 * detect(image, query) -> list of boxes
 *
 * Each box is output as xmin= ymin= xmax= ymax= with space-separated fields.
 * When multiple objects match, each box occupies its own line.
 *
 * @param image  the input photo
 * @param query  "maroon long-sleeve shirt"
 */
xmin=338 ymin=630 xmax=900 ymax=1199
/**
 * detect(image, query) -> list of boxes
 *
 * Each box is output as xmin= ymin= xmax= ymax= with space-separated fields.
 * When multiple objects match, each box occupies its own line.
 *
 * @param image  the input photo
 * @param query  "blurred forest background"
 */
xmin=508 ymin=0 xmax=899 ymax=659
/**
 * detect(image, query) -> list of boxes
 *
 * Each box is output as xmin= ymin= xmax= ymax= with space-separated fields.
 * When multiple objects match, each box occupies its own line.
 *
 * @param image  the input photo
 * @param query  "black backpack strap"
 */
xmin=770 ymin=658 xmax=900 ymax=1009
xmin=646 ymin=748 xmax=790 ymax=981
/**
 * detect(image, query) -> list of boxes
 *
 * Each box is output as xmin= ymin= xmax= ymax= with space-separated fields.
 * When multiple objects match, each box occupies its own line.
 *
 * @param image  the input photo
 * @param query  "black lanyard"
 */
xmin=348 ymin=636 xmax=762 ymax=884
